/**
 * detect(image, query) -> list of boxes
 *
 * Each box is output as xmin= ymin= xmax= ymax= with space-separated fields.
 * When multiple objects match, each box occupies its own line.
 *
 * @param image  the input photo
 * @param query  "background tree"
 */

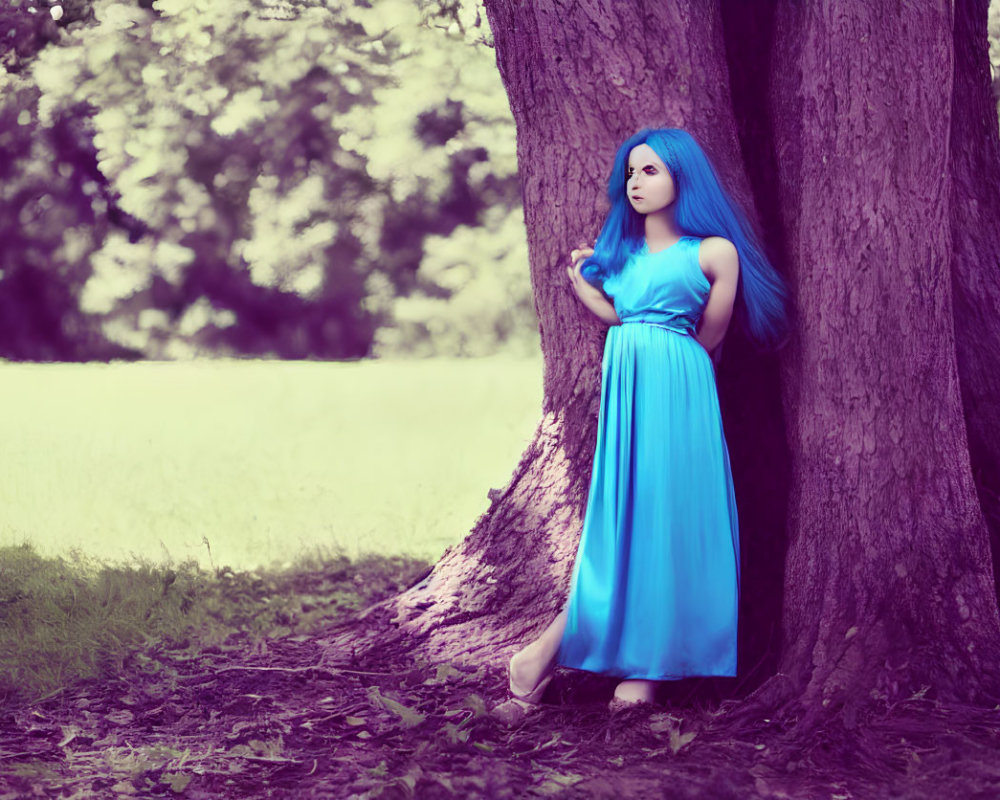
xmin=1 ymin=0 xmax=534 ymax=360
xmin=332 ymin=0 xmax=1000 ymax=741
xmin=0 ymin=0 xmax=137 ymax=360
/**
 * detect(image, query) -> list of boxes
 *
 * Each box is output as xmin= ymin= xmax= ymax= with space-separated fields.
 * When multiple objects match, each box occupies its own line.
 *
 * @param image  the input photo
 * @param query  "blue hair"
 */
xmin=580 ymin=128 xmax=789 ymax=350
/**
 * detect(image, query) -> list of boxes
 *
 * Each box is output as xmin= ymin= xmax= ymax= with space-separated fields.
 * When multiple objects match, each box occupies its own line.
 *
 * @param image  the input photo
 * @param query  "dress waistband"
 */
xmin=619 ymin=318 xmax=693 ymax=335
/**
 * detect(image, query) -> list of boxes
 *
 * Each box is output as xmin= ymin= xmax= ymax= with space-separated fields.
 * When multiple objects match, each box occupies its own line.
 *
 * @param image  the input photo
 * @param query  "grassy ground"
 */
xmin=5 ymin=548 xmax=999 ymax=799
xmin=0 ymin=355 xmax=541 ymax=569
xmin=0 ymin=541 xmax=432 ymax=708
xmin=0 ymin=355 xmax=538 ymax=714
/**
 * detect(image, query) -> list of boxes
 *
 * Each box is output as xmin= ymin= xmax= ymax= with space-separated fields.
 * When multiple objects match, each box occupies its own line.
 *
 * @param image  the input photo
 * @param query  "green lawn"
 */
xmin=0 ymin=356 xmax=542 ymax=571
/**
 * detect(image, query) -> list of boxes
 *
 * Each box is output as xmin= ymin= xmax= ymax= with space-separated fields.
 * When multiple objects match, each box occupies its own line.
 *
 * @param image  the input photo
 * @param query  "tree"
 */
xmin=1 ymin=0 xmax=530 ymax=360
xmin=330 ymin=0 xmax=1000 ymax=741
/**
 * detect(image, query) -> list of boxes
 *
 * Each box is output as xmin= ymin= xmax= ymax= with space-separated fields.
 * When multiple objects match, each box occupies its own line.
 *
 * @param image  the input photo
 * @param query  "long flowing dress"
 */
xmin=555 ymin=236 xmax=740 ymax=680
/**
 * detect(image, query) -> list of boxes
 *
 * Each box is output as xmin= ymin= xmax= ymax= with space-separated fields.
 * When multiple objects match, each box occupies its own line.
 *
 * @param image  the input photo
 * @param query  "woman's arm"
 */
xmin=694 ymin=237 xmax=739 ymax=356
xmin=567 ymin=248 xmax=621 ymax=326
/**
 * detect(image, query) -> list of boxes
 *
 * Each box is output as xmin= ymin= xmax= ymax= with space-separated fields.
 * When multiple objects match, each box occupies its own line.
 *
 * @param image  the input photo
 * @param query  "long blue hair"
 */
xmin=580 ymin=128 xmax=789 ymax=349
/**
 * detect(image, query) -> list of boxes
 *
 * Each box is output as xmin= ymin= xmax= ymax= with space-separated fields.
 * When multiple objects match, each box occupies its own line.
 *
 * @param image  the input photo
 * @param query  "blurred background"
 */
xmin=0 ymin=0 xmax=541 ymax=570
xmin=3 ymin=0 xmax=1000 ymax=572
xmin=1 ymin=0 xmax=536 ymax=361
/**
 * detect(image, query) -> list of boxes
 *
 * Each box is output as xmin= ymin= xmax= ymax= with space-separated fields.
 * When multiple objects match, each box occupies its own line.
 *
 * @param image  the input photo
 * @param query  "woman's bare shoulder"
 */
xmin=697 ymin=237 xmax=739 ymax=280
xmin=698 ymin=236 xmax=737 ymax=258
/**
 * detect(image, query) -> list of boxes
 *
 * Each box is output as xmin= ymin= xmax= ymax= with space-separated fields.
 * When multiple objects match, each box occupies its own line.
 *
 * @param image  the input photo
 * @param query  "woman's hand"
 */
xmin=566 ymin=246 xmax=595 ymax=290
xmin=565 ymin=244 xmax=619 ymax=325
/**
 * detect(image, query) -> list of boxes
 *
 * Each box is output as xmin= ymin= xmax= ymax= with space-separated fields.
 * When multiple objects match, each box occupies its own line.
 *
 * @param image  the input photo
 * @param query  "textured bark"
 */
xmin=950 ymin=0 xmax=1000 ymax=604
xmin=765 ymin=0 xmax=1000 ymax=724
xmin=329 ymin=0 xmax=1000 ymax=726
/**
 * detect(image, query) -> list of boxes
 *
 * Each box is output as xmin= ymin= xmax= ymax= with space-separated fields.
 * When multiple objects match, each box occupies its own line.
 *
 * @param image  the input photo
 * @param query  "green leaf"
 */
xmin=425 ymin=663 xmax=462 ymax=684
xmin=464 ymin=692 xmax=487 ymax=718
xmin=162 ymin=773 xmax=192 ymax=793
xmin=441 ymin=722 xmax=469 ymax=744
xmin=649 ymin=712 xmax=681 ymax=733
xmin=670 ymin=729 xmax=697 ymax=754
xmin=367 ymin=686 xmax=424 ymax=727
xmin=548 ymin=772 xmax=583 ymax=786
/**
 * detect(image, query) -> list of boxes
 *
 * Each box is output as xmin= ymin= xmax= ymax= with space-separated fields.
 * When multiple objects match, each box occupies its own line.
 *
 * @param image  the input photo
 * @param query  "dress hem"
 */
xmin=556 ymin=663 xmax=737 ymax=681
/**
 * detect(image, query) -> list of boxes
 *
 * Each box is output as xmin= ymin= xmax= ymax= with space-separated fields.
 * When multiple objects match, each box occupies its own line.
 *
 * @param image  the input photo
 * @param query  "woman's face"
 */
xmin=626 ymin=144 xmax=676 ymax=215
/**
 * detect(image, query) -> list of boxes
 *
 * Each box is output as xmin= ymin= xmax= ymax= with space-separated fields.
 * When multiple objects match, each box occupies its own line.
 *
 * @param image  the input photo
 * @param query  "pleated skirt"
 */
xmin=555 ymin=322 xmax=740 ymax=680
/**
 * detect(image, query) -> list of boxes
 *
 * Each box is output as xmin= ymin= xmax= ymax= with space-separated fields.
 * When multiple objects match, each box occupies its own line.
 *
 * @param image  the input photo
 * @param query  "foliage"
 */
xmin=375 ymin=205 xmax=538 ymax=357
xmin=0 ymin=0 xmax=139 ymax=360
xmin=4 ymin=586 xmax=1000 ymax=799
xmin=347 ymin=0 xmax=536 ymax=357
xmin=0 ymin=0 xmax=532 ymax=360
xmin=27 ymin=0 xmax=399 ymax=358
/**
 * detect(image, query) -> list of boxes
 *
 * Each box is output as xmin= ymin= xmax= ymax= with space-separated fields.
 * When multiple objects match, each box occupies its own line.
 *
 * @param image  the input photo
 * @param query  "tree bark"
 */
xmin=762 ymin=0 xmax=1000 ymax=726
xmin=327 ymin=0 xmax=1000 ymax=726
xmin=950 ymin=0 xmax=1000 ymax=607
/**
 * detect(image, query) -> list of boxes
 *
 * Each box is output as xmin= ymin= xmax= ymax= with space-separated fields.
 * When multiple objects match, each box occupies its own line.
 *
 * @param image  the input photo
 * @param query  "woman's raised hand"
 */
xmin=566 ymin=245 xmax=595 ymax=285
xmin=564 ymin=243 xmax=619 ymax=325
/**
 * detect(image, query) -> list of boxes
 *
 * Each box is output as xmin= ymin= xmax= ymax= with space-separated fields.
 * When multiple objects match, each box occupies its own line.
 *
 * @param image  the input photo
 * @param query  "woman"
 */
xmin=494 ymin=128 xmax=788 ymax=720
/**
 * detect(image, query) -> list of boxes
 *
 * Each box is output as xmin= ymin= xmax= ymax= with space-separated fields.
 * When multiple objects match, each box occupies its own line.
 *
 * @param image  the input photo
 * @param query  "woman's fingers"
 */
xmin=567 ymin=245 xmax=594 ymax=289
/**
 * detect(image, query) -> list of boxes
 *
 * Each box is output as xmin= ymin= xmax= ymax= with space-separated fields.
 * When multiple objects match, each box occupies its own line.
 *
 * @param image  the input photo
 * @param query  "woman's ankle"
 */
xmin=510 ymin=647 xmax=553 ymax=692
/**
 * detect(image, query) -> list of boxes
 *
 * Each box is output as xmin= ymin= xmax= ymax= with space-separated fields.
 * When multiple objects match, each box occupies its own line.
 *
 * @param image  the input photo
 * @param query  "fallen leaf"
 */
xmin=670 ymin=729 xmax=697 ymax=754
xmin=58 ymin=725 xmax=80 ymax=747
xmin=105 ymin=710 xmax=135 ymax=726
xmin=162 ymin=773 xmax=192 ymax=793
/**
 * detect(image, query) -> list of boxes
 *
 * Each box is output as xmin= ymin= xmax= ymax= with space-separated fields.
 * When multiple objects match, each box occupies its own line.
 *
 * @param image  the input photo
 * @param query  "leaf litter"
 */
xmin=3 ymin=611 xmax=1000 ymax=797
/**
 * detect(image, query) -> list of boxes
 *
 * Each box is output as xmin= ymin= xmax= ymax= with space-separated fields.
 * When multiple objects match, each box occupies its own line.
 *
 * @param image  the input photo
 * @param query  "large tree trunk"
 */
xmin=328 ymin=0 xmax=1000 ymax=724
xmin=757 ymin=0 xmax=1000 ymax=728
xmin=950 ymin=0 xmax=1000 ymax=604
xmin=333 ymin=0 xmax=759 ymax=668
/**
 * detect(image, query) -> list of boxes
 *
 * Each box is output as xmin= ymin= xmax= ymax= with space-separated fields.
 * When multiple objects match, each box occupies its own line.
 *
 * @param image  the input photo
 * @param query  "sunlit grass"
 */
xmin=0 ymin=541 xmax=432 ymax=707
xmin=0 ymin=355 xmax=542 ymax=570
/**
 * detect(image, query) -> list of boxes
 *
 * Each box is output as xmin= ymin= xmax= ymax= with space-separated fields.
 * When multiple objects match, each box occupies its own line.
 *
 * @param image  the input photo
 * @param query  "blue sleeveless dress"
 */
xmin=555 ymin=236 xmax=740 ymax=680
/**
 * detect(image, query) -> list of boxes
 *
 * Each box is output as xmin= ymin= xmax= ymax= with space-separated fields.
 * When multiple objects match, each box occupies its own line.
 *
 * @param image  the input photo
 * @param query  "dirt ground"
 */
xmin=3 ymin=614 xmax=1000 ymax=799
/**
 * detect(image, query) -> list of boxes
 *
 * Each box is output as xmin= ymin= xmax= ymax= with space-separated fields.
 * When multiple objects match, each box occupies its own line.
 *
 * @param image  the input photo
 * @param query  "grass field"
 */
xmin=0 ymin=355 xmax=542 ymax=571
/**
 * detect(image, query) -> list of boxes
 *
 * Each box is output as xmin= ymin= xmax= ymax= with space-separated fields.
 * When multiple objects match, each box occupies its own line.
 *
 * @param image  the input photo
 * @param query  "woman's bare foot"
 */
xmin=509 ymin=644 xmax=554 ymax=700
xmin=493 ymin=609 xmax=569 ymax=724
xmin=492 ymin=642 xmax=557 ymax=724
xmin=612 ymin=679 xmax=657 ymax=705
xmin=508 ymin=607 xmax=568 ymax=698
